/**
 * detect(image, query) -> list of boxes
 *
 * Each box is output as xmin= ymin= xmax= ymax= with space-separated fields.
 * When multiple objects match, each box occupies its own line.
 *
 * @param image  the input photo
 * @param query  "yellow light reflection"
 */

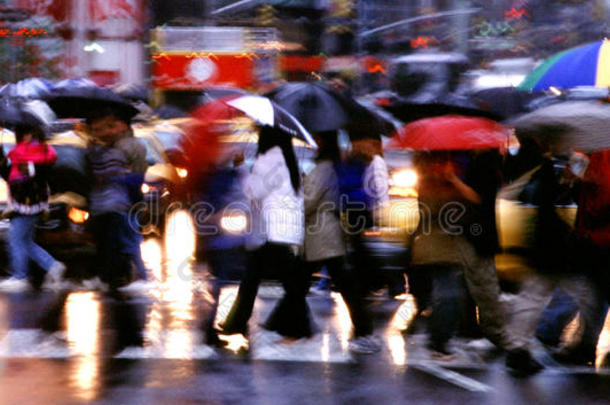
xmin=164 ymin=209 xmax=196 ymax=266
xmin=65 ymin=292 xmax=101 ymax=402
xmin=387 ymin=334 xmax=406 ymax=366
xmin=321 ymin=333 xmax=330 ymax=363
xmin=164 ymin=210 xmax=196 ymax=303
xmin=387 ymin=295 xmax=417 ymax=366
xmin=596 ymin=311 xmax=610 ymax=369
xmin=218 ymin=334 xmax=249 ymax=354
xmin=388 ymin=295 xmax=417 ymax=331
xmin=141 ymin=238 xmax=163 ymax=283
xmin=214 ymin=287 xmax=238 ymax=331
xmin=154 ymin=210 xmax=197 ymax=360
xmin=165 ymin=330 xmax=195 ymax=359
xmin=330 ymin=292 xmax=352 ymax=351
xmin=214 ymin=286 xmax=248 ymax=353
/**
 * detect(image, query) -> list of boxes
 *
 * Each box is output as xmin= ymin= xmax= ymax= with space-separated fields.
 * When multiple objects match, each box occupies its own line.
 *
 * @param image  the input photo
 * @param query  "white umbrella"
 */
xmin=225 ymin=95 xmax=317 ymax=148
xmin=509 ymin=100 xmax=610 ymax=153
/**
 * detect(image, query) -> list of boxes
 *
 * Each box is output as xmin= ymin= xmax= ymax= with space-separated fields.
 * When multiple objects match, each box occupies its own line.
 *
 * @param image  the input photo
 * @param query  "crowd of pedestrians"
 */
xmin=0 ymin=86 xmax=608 ymax=376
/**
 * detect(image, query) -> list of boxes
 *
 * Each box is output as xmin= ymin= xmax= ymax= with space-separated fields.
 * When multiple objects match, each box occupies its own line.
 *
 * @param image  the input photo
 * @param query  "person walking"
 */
xmin=457 ymin=149 xmax=508 ymax=348
xmin=551 ymin=149 xmax=610 ymax=365
xmin=0 ymin=123 xmax=65 ymax=291
xmin=303 ymin=131 xmax=381 ymax=353
xmin=220 ymin=125 xmax=313 ymax=340
xmin=85 ymin=106 xmax=147 ymax=291
xmin=337 ymin=137 xmax=383 ymax=297
xmin=410 ymin=151 xmax=497 ymax=357
xmin=504 ymin=153 xmax=604 ymax=374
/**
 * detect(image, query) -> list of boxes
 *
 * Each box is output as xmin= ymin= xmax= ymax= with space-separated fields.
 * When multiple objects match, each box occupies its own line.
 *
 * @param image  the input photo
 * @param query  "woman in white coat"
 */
xmin=220 ymin=125 xmax=313 ymax=339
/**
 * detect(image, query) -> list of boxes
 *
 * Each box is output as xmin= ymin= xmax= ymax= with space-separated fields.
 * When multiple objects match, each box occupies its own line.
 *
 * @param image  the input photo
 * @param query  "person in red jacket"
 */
xmin=554 ymin=149 xmax=610 ymax=366
xmin=0 ymin=123 xmax=65 ymax=291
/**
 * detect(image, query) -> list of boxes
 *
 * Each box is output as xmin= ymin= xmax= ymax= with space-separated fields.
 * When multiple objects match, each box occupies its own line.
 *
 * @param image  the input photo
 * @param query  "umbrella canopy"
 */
xmin=200 ymin=86 xmax=250 ymax=104
xmin=45 ymin=85 xmax=139 ymax=120
xmin=384 ymin=93 xmax=502 ymax=124
xmin=518 ymin=40 xmax=610 ymax=91
xmin=508 ymin=100 xmax=610 ymax=153
xmin=469 ymin=87 xmax=544 ymax=120
xmin=265 ymin=82 xmax=349 ymax=133
xmin=55 ymin=78 xmax=97 ymax=89
xmin=387 ymin=115 xmax=511 ymax=151
xmin=225 ymin=95 xmax=316 ymax=147
xmin=0 ymin=78 xmax=55 ymax=99
xmin=266 ymin=81 xmax=395 ymax=139
xmin=182 ymin=95 xmax=315 ymax=184
xmin=111 ymin=83 xmax=149 ymax=102
xmin=0 ymin=98 xmax=55 ymax=129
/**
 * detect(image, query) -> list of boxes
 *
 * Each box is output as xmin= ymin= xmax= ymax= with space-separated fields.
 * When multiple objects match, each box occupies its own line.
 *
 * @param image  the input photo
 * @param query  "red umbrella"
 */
xmin=386 ymin=115 xmax=511 ymax=151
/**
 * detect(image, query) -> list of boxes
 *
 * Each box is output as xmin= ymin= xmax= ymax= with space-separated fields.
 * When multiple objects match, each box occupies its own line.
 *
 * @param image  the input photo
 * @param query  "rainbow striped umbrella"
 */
xmin=519 ymin=40 xmax=610 ymax=91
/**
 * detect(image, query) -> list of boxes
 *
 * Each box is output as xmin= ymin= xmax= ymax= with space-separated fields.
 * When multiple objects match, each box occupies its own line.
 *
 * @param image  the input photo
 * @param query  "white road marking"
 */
xmin=412 ymin=361 xmax=494 ymax=393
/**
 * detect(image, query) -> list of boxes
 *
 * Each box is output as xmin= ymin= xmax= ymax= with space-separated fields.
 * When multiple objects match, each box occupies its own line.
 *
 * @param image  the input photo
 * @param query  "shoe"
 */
xmin=81 ymin=277 xmax=108 ymax=292
xmin=348 ymin=335 xmax=382 ymax=354
xmin=506 ymin=349 xmax=544 ymax=375
xmin=205 ymin=328 xmax=228 ymax=348
xmin=369 ymin=287 xmax=388 ymax=299
xmin=44 ymin=262 xmax=66 ymax=287
xmin=118 ymin=279 xmax=155 ymax=293
xmin=427 ymin=342 xmax=456 ymax=361
xmin=0 ymin=277 xmax=30 ymax=292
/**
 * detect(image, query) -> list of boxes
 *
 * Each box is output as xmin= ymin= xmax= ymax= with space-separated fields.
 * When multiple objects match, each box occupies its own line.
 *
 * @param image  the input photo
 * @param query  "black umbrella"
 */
xmin=265 ymin=82 xmax=350 ymax=132
xmin=266 ymin=81 xmax=394 ymax=139
xmin=383 ymin=93 xmax=502 ymax=124
xmin=0 ymin=78 xmax=55 ymax=99
xmin=111 ymin=83 xmax=149 ymax=102
xmin=0 ymin=98 xmax=53 ymax=128
xmin=469 ymin=87 xmax=544 ymax=120
xmin=45 ymin=86 xmax=139 ymax=120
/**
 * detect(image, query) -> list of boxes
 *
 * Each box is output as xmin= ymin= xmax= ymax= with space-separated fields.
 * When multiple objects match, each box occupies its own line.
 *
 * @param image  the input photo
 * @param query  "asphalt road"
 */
xmin=0 ymin=212 xmax=609 ymax=405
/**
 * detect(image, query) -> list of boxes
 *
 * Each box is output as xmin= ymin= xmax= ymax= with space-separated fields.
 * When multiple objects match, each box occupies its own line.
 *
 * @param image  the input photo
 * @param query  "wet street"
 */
xmin=0 ymin=211 xmax=609 ymax=405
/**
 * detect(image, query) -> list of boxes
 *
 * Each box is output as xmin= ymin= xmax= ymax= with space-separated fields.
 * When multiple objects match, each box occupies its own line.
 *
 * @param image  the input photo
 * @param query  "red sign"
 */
xmin=88 ymin=70 xmax=119 ymax=87
xmin=15 ymin=0 xmax=71 ymax=21
xmin=0 ymin=28 xmax=48 ymax=37
xmin=151 ymin=54 xmax=255 ymax=90
xmin=279 ymin=55 xmax=325 ymax=72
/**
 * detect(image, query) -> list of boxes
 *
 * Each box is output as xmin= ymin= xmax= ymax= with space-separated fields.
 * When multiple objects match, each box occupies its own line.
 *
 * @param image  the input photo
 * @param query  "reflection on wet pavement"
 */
xmin=0 ymin=208 xmax=609 ymax=404
xmin=66 ymin=292 xmax=101 ymax=402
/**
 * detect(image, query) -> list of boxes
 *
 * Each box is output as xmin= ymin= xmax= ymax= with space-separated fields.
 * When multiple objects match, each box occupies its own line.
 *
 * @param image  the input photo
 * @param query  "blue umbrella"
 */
xmin=0 ymin=78 xmax=55 ymax=99
xmin=55 ymin=78 xmax=97 ymax=89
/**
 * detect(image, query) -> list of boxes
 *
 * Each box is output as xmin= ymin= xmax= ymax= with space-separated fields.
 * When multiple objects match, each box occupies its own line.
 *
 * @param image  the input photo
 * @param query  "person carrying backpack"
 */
xmin=0 ymin=123 xmax=65 ymax=291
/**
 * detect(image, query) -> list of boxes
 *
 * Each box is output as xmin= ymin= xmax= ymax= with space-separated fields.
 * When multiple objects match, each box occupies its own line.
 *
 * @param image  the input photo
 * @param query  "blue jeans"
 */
xmin=536 ymin=288 xmax=578 ymax=347
xmin=118 ymin=211 xmax=147 ymax=281
xmin=8 ymin=214 xmax=57 ymax=279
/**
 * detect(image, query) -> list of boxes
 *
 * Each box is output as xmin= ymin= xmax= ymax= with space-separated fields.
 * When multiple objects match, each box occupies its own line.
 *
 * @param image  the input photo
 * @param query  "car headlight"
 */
xmin=220 ymin=213 xmax=248 ymax=234
xmin=389 ymin=169 xmax=418 ymax=198
xmin=68 ymin=207 xmax=89 ymax=224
